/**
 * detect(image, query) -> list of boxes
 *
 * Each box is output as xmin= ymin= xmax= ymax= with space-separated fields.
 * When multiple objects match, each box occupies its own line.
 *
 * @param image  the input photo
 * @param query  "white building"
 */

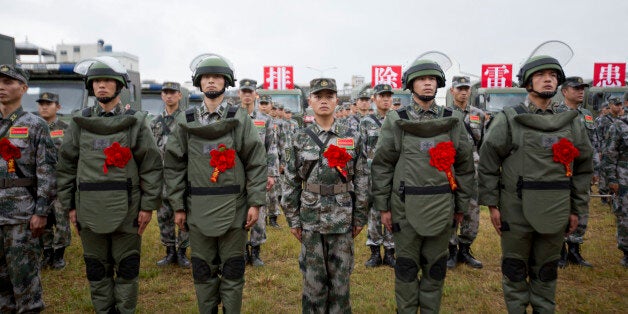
xmin=56 ymin=39 xmax=139 ymax=71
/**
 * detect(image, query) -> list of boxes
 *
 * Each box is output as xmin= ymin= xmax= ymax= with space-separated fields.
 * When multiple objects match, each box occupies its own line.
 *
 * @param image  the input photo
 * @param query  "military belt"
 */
xmin=304 ymin=182 xmax=353 ymax=196
xmin=404 ymin=184 xmax=452 ymax=195
xmin=79 ymin=179 xmax=133 ymax=204
xmin=0 ymin=178 xmax=34 ymax=189
xmin=189 ymin=185 xmax=240 ymax=195
xmin=516 ymin=177 xmax=570 ymax=198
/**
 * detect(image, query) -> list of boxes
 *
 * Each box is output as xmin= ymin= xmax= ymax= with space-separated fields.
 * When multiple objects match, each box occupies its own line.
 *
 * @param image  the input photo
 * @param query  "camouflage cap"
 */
xmin=284 ymin=108 xmax=292 ymax=114
xmin=36 ymin=92 xmax=59 ymax=103
xmin=162 ymin=81 xmax=181 ymax=91
xmin=600 ymin=102 xmax=609 ymax=109
xmin=310 ymin=78 xmax=337 ymax=94
xmin=276 ymin=103 xmax=284 ymax=110
xmin=452 ymin=76 xmax=472 ymax=88
xmin=357 ymin=90 xmax=370 ymax=99
xmin=608 ymin=96 xmax=622 ymax=105
xmin=562 ymin=76 xmax=589 ymax=88
xmin=259 ymin=95 xmax=272 ymax=103
xmin=373 ymin=83 xmax=394 ymax=95
xmin=393 ymin=97 xmax=401 ymax=105
xmin=239 ymin=78 xmax=257 ymax=91
xmin=0 ymin=64 xmax=28 ymax=84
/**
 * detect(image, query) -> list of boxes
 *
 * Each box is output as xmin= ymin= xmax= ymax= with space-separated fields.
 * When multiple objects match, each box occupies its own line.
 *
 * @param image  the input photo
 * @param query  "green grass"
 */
xmin=41 ymin=196 xmax=627 ymax=313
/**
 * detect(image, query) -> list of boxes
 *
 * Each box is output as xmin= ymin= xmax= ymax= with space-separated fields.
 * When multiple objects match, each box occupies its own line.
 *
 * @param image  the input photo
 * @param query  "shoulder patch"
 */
xmin=9 ymin=127 xmax=29 ymax=138
xmin=254 ymin=120 xmax=266 ymax=128
xmin=50 ymin=130 xmax=64 ymax=138
xmin=336 ymin=138 xmax=355 ymax=149
xmin=469 ymin=115 xmax=480 ymax=123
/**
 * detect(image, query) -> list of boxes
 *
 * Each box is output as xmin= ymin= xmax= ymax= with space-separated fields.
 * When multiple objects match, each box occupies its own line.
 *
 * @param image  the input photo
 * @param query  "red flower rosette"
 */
xmin=428 ymin=141 xmax=457 ymax=191
xmin=209 ymin=144 xmax=236 ymax=183
xmin=323 ymin=144 xmax=352 ymax=180
xmin=0 ymin=138 xmax=21 ymax=173
xmin=552 ymin=138 xmax=579 ymax=177
xmin=103 ymin=142 xmax=132 ymax=174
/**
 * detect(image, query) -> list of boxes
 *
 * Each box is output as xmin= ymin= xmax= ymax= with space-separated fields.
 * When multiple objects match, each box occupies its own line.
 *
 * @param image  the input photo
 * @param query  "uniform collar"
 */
xmin=525 ymin=98 xmax=554 ymax=114
xmin=200 ymin=100 xmax=229 ymax=118
xmin=162 ymin=108 xmax=181 ymax=117
xmin=411 ymin=101 xmax=439 ymax=115
xmin=95 ymin=104 xmax=123 ymax=117
xmin=312 ymin=119 xmax=342 ymax=136
xmin=0 ymin=106 xmax=24 ymax=120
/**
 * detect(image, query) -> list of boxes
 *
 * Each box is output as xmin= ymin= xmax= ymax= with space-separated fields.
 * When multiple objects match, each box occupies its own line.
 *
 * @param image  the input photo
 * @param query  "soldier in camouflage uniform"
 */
xmin=603 ymin=94 xmax=628 ymax=267
xmin=238 ymin=79 xmax=280 ymax=267
xmin=37 ymin=92 xmax=71 ymax=270
xmin=150 ymin=82 xmax=191 ymax=268
xmin=446 ymin=76 xmax=484 ymax=269
xmin=371 ymin=60 xmax=476 ymax=313
xmin=57 ymin=58 xmax=162 ymax=314
xmin=268 ymin=102 xmax=285 ymax=228
xmin=282 ymin=78 xmax=368 ymax=313
xmin=0 ymin=64 xmax=56 ymax=313
xmin=392 ymin=97 xmax=402 ymax=111
xmin=478 ymin=56 xmax=592 ymax=313
xmin=361 ymin=84 xmax=396 ymax=268
xmin=554 ymin=76 xmax=595 ymax=268
xmin=598 ymin=99 xmax=624 ymax=205
xmin=164 ymin=55 xmax=266 ymax=313
xmin=348 ymin=91 xmax=370 ymax=131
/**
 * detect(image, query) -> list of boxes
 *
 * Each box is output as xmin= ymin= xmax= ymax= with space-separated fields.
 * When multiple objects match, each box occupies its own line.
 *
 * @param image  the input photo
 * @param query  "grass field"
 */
xmin=41 ymin=196 xmax=627 ymax=313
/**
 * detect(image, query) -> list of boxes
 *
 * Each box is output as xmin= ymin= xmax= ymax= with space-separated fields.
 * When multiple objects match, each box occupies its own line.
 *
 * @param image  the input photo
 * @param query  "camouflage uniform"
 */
xmin=0 ymin=102 xmax=57 ymax=312
xmin=282 ymin=116 xmax=368 ymax=313
xmin=41 ymin=118 xmax=71 ymax=260
xmin=602 ymin=113 xmax=628 ymax=264
xmin=150 ymin=109 xmax=189 ymax=250
xmin=360 ymin=112 xmax=395 ymax=250
xmin=346 ymin=113 xmax=362 ymax=132
xmin=597 ymin=113 xmax=620 ymax=197
xmin=267 ymin=116 xmax=285 ymax=220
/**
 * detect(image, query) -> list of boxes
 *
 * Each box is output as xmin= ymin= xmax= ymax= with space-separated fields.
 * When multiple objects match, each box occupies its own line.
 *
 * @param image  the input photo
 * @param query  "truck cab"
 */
xmin=473 ymin=87 xmax=528 ymax=114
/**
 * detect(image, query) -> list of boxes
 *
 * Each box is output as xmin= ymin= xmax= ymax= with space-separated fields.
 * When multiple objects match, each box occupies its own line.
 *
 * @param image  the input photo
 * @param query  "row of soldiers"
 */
xmin=0 ymin=51 xmax=626 ymax=314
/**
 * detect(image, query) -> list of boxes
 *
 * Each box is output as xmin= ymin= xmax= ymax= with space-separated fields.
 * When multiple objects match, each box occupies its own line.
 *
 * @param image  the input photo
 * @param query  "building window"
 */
xmin=73 ymin=46 xmax=80 ymax=52
xmin=60 ymin=50 xmax=67 ymax=55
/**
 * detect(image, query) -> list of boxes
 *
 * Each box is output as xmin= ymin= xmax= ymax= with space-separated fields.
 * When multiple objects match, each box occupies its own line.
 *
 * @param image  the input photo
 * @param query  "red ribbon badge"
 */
xmin=428 ymin=141 xmax=457 ymax=191
xmin=0 ymin=138 xmax=21 ymax=173
xmin=552 ymin=138 xmax=579 ymax=177
xmin=209 ymin=144 xmax=236 ymax=183
xmin=103 ymin=142 xmax=132 ymax=174
xmin=323 ymin=144 xmax=352 ymax=180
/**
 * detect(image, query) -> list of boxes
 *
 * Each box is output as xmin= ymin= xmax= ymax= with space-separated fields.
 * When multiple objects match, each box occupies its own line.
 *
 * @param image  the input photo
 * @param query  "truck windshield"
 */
xmin=486 ymin=93 xmax=527 ymax=112
xmin=141 ymin=94 xmax=164 ymax=116
xmin=267 ymin=94 xmax=302 ymax=114
xmin=23 ymin=81 xmax=86 ymax=115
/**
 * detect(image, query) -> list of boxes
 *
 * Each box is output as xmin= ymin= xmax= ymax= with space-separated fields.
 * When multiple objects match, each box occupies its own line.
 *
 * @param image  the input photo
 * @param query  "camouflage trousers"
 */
xmin=449 ymin=197 xmax=480 ymax=246
xmin=565 ymin=211 xmax=589 ymax=244
xmin=42 ymin=198 xmax=71 ymax=249
xmin=365 ymin=208 xmax=394 ymax=248
xmin=248 ymin=205 xmax=267 ymax=246
xmin=267 ymin=180 xmax=281 ymax=217
xmin=612 ymin=186 xmax=628 ymax=252
xmin=157 ymin=200 xmax=189 ymax=249
xmin=299 ymin=230 xmax=354 ymax=314
xmin=0 ymin=223 xmax=45 ymax=313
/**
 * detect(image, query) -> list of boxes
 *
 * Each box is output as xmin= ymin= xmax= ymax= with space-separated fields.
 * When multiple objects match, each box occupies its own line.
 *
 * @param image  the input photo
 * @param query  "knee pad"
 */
xmin=192 ymin=257 xmax=217 ymax=282
xmin=502 ymin=258 xmax=527 ymax=282
xmin=394 ymin=257 xmax=418 ymax=283
xmin=117 ymin=254 xmax=140 ymax=280
xmin=428 ymin=256 xmax=448 ymax=281
xmin=85 ymin=257 xmax=107 ymax=281
xmin=222 ymin=256 xmax=245 ymax=280
xmin=538 ymin=260 xmax=558 ymax=282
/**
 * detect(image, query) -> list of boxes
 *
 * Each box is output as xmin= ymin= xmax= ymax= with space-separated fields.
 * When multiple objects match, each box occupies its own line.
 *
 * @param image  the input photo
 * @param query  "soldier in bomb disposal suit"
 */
xmin=0 ymin=64 xmax=57 ymax=313
xmin=37 ymin=91 xmax=71 ymax=271
xmin=150 ymin=81 xmax=191 ymax=268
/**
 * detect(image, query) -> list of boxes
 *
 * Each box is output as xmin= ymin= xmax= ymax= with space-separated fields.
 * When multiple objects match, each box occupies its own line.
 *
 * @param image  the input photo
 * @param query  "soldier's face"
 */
xmin=451 ymin=86 xmax=470 ymax=104
xmin=238 ymin=89 xmax=256 ymax=105
xmin=309 ymin=90 xmax=338 ymax=117
xmin=351 ymin=103 xmax=357 ymax=113
xmin=412 ymin=76 xmax=437 ymax=96
xmin=270 ymin=107 xmax=277 ymax=117
xmin=37 ymin=101 xmax=60 ymax=119
xmin=285 ymin=112 xmax=292 ymax=119
xmin=561 ymin=86 xmax=585 ymax=104
xmin=357 ymin=98 xmax=370 ymax=111
xmin=258 ymin=102 xmax=271 ymax=114
xmin=92 ymin=78 xmax=118 ymax=98
xmin=161 ymin=90 xmax=182 ymax=107
xmin=610 ymin=102 xmax=622 ymax=115
xmin=200 ymin=74 xmax=225 ymax=92
xmin=529 ymin=70 xmax=558 ymax=93
xmin=374 ymin=93 xmax=392 ymax=112
xmin=0 ymin=76 xmax=27 ymax=105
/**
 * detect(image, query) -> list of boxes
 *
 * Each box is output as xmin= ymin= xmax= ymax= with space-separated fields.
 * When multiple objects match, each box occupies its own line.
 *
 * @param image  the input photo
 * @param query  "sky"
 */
xmin=2 ymin=0 xmax=627 ymax=88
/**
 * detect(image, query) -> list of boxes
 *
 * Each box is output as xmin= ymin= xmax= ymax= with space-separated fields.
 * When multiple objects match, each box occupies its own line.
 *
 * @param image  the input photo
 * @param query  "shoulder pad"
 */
xmin=397 ymin=108 xmax=409 ymax=120
xmin=226 ymin=105 xmax=239 ymax=119
xmin=125 ymin=109 xmax=136 ymax=115
xmin=442 ymin=107 xmax=453 ymax=117
xmin=82 ymin=107 xmax=92 ymax=117
xmin=185 ymin=108 xmax=196 ymax=123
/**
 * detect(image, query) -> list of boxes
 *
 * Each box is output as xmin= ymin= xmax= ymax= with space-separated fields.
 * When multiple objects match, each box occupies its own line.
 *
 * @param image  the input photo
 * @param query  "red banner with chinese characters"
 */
xmin=371 ymin=65 xmax=402 ymax=88
xmin=481 ymin=64 xmax=512 ymax=88
xmin=593 ymin=63 xmax=626 ymax=87
xmin=263 ymin=66 xmax=294 ymax=90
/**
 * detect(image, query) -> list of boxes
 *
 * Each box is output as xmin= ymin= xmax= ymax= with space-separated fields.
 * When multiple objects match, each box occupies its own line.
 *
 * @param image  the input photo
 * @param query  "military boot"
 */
xmin=41 ymin=248 xmax=54 ymax=269
xmin=156 ymin=246 xmax=177 ymax=266
xmin=446 ymin=245 xmax=458 ymax=269
xmin=621 ymin=250 xmax=628 ymax=268
xmin=251 ymin=245 xmax=264 ymax=267
xmin=567 ymin=242 xmax=592 ymax=268
xmin=383 ymin=248 xmax=396 ymax=267
xmin=458 ymin=243 xmax=483 ymax=269
xmin=558 ymin=242 xmax=568 ymax=268
xmin=177 ymin=247 xmax=191 ymax=268
xmin=51 ymin=247 xmax=67 ymax=270
xmin=268 ymin=215 xmax=281 ymax=228
xmin=364 ymin=245 xmax=382 ymax=268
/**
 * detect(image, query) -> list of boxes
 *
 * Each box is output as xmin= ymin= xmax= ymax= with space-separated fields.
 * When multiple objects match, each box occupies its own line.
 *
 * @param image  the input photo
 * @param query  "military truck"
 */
xmin=0 ymin=34 xmax=16 ymax=65
xmin=140 ymin=81 xmax=190 ymax=122
xmin=584 ymin=85 xmax=628 ymax=115
xmin=473 ymin=87 xmax=528 ymax=114
xmin=257 ymin=88 xmax=307 ymax=126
